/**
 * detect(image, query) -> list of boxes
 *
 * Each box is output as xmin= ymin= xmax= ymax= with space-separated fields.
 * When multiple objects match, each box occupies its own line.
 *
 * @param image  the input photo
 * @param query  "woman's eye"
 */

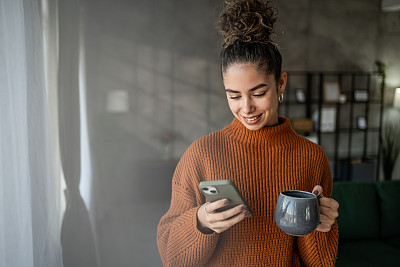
xmin=229 ymin=96 xmax=241 ymax=100
xmin=253 ymin=92 xmax=266 ymax=97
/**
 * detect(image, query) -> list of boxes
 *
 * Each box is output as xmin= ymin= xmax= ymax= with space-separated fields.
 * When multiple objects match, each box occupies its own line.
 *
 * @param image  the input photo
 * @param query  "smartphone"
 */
xmin=199 ymin=180 xmax=253 ymax=217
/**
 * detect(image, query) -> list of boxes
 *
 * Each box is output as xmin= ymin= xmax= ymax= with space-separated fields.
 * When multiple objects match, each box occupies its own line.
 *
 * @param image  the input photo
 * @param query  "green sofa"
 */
xmin=332 ymin=180 xmax=400 ymax=267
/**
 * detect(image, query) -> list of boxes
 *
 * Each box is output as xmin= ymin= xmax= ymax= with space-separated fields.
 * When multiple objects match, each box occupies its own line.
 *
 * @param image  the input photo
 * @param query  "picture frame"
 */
xmin=354 ymin=89 xmax=369 ymax=102
xmin=291 ymin=118 xmax=314 ymax=132
xmin=357 ymin=116 xmax=367 ymax=130
xmin=295 ymin=89 xmax=306 ymax=103
xmin=323 ymin=82 xmax=340 ymax=103
xmin=320 ymin=107 xmax=336 ymax=132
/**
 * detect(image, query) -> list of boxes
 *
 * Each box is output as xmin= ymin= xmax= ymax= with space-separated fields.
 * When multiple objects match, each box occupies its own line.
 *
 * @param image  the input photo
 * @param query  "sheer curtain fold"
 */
xmin=0 ymin=0 xmax=63 ymax=266
xmin=57 ymin=0 xmax=98 ymax=266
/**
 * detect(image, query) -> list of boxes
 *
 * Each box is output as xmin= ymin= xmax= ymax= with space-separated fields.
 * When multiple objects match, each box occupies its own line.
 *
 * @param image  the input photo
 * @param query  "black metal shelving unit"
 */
xmin=280 ymin=71 xmax=383 ymax=181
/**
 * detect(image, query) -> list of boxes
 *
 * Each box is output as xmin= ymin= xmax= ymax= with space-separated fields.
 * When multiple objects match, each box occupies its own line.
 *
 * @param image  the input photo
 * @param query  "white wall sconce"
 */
xmin=394 ymin=88 xmax=400 ymax=109
xmin=106 ymin=89 xmax=129 ymax=113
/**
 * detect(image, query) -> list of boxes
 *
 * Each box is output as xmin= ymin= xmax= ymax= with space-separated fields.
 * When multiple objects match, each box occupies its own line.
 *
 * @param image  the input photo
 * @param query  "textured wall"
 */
xmin=80 ymin=1 xmax=400 ymax=266
xmin=378 ymin=10 xmax=400 ymax=101
xmin=277 ymin=0 xmax=381 ymax=71
xmin=84 ymin=0 xmax=399 ymax=160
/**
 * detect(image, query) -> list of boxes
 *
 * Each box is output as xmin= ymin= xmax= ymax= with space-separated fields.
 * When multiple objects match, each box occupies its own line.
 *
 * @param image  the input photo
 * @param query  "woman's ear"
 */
xmin=278 ymin=72 xmax=287 ymax=94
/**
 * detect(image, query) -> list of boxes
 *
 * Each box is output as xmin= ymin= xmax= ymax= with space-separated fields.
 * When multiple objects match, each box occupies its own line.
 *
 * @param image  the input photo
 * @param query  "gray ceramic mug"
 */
xmin=274 ymin=190 xmax=320 ymax=236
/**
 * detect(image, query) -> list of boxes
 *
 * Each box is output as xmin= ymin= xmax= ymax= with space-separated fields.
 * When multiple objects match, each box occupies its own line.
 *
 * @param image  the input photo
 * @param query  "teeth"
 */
xmin=245 ymin=115 xmax=260 ymax=121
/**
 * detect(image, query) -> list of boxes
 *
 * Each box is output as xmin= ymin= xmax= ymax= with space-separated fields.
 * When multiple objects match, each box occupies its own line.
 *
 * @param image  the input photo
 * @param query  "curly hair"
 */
xmin=217 ymin=0 xmax=282 ymax=82
xmin=217 ymin=0 xmax=278 ymax=48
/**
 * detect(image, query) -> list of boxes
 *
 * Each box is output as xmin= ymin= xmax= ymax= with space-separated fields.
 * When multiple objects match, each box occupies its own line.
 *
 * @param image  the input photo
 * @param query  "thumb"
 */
xmin=312 ymin=185 xmax=324 ymax=197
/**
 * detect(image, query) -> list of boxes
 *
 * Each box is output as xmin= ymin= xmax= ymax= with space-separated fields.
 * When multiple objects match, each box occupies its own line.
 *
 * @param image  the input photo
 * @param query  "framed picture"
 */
xmin=323 ymin=82 xmax=340 ymax=103
xmin=291 ymin=118 xmax=314 ymax=132
xmin=295 ymin=89 xmax=306 ymax=103
xmin=354 ymin=90 xmax=369 ymax=102
xmin=320 ymin=107 xmax=336 ymax=132
xmin=357 ymin=116 xmax=367 ymax=130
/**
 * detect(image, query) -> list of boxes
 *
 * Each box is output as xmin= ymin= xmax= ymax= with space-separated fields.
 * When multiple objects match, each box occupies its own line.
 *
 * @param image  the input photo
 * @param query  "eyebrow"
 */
xmin=225 ymin=83 xmax=267 ymax=93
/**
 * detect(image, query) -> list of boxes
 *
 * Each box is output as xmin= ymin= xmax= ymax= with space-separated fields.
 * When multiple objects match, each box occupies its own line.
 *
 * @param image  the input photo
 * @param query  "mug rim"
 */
xmin=280 ymin=190 xmax=317 ymax=199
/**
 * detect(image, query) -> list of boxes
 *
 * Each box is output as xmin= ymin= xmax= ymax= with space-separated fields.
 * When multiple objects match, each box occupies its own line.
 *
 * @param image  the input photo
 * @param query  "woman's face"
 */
xmin=223 ymin=63 xmax=287 ymax=131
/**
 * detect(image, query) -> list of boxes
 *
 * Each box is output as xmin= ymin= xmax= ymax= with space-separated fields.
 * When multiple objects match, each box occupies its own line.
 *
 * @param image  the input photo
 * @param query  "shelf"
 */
xmin=285 ymin=99 xmax=381 ymax=105
xmin=335 ymin=127 xmax=380 ymax=133
xmin=296 ymin=128 xmax=380 ymax=134
xmin=284 ymin=71 xmax=383 ymax=181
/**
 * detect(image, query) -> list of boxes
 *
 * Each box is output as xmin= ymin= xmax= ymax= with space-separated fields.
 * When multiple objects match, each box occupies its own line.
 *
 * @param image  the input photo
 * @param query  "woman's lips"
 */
xmin=242 ymin=114 xmax=262 ymax=125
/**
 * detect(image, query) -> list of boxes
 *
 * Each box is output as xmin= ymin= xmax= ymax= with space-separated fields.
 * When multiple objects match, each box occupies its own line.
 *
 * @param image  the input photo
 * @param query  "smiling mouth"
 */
xmin=243 ymin=114 xmax=262 ymax=124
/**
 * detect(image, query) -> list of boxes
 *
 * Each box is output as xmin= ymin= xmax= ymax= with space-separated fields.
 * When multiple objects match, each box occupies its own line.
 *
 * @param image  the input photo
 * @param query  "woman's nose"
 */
xmin=242 ymin=97 xmax=255 ymax=114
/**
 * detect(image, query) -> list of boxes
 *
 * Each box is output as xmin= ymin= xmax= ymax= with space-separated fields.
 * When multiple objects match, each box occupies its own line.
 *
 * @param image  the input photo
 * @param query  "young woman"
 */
xmin=157 ymin=0 xmax=339 ymax=266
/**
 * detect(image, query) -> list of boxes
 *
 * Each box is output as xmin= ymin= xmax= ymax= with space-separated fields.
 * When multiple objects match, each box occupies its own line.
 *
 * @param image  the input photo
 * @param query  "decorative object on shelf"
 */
xmin=323 ymin=82 xmax=340 ymax=103
xmin=357 ymin=116 xmax=367 ymax=130
xmin=320 ymin=107 xmax=336 ymax=132
xmin=353 ymin=89 xmax=369 ymax=102
xmin=394 ymin=88 xmax=400 ymax=109
xmin=381 ymin=109 xmax=400 ymax=181
xmin=295 ymin=89 xmax=306 ymax=103
xmin=291 ymin=118 xmax=313 ymax=132
xmin=339 ymin=94 xmax=347 ymax=104
xmin=376 ymin=61 xmax=386 ymax=97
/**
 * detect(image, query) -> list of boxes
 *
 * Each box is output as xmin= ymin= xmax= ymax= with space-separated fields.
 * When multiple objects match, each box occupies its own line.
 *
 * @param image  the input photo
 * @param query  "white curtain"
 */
xmin=57 ymin=0 xmax=99 ymax=266
xmin=0 ymin=0 xmax=63 ymax=266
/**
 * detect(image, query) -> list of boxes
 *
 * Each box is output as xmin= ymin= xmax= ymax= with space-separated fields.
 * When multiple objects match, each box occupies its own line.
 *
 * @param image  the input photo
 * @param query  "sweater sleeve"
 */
xmin=296 ymin=150 xmax=339 ymax=267
xmin=157 ymin=141 xmax=220 ymax=266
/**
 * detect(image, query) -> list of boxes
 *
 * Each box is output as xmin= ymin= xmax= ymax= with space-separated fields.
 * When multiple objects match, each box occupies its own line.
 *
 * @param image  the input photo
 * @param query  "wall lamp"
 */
xmin=394 ymin=88 xmax=400 ymax=109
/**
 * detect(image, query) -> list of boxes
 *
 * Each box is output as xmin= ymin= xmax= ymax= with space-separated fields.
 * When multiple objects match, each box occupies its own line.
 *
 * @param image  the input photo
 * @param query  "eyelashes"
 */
xmin=229 ymin=91 xmax=267 ymax=100
xmin=253 ymin=92 xmax=266 ymax=97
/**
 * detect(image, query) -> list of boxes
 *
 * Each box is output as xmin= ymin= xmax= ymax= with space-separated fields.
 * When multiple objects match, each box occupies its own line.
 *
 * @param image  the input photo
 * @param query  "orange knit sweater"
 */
xmin=157 ymin=117 xmax=338 ymax=266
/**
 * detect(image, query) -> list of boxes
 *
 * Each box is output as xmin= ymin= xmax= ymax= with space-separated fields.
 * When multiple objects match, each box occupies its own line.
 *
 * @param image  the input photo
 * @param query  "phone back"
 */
xmin=199 ymin=180 xmax=252 ymax=217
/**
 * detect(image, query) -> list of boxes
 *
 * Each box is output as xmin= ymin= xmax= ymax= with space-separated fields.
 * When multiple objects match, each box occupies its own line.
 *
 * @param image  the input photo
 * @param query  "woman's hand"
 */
xmin=197 ymin=199 xmax=249 ymax=234
xmin=312 ymin=185 xmax=339 ymax=232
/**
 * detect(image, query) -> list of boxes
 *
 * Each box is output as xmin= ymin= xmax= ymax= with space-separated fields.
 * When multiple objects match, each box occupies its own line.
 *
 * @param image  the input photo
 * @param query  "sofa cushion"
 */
xmin=336 ymin=240 xmax=400 ymax=267
xmin=383 ymin=236 xmax=400 ymax=250
xmin=376 ymin=180 xmax=400 ymax=237
xmin=383 ymin=236 xmax=400 ymax=253
xmin=332 ymin=182 xmax=379 ymax=241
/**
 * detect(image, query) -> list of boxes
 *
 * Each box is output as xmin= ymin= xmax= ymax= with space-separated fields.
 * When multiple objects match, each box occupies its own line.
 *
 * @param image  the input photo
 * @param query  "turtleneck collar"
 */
xmin=222 ymin=116 xmax=297 ymax=146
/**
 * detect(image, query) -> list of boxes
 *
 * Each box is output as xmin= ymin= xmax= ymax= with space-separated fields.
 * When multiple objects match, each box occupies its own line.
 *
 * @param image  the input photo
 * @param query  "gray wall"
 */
xmin=80 ymin=0 xmax=400 ymax=266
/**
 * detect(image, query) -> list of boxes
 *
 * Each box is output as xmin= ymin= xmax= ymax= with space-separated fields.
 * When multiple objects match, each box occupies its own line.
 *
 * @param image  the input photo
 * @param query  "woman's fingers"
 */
xmin=312 ymin=185 xmax=324 ymax=197
xmin=319 ymin=197 xmax=339 ymax=210
xmin=313 ymin=188 xmax=339 ymax=233
xmin=319 ymin=205 xmax=339 ymax=220
xmin=204 ymin=199 xmax=230 ymax=213
xmin=210 ymin=204 xmax=247 ymax=223
xmin=316 ymin=213 xmax=336 ymax=232
xmin=317 ymin=200 xmax=339 ymax=232
xmin=197 ymin=201 xmax=249 ymax=234
xmin=210 ymin=209 xmax=249 ymax=233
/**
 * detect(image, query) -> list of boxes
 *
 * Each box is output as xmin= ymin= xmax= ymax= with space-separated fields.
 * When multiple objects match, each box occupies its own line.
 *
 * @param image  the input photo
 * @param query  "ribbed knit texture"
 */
xmin=157 ymin=117 xmax=339 ymax=266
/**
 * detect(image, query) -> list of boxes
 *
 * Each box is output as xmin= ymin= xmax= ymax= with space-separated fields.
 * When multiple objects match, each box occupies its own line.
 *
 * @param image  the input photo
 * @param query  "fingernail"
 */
xmin=224 ymin=199 xmax=230 ymax=205
xmin=313 ymin=190 xmax=319 ymax=195
xmin=244 ymin=210 xmax=250 ymax=216
xmin=241 ymin=205 xmax=247 ymax=211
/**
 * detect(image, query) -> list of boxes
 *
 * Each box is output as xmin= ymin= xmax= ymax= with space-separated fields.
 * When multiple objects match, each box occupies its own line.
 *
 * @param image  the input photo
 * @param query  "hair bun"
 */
xmin=217 ymin=0 xmax=278 ymax=48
